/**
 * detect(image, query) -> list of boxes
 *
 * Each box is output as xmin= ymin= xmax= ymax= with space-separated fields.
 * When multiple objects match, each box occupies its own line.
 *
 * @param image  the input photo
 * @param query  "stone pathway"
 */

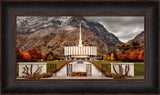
xmin=48 ymin=61 xmax=112 ymax=79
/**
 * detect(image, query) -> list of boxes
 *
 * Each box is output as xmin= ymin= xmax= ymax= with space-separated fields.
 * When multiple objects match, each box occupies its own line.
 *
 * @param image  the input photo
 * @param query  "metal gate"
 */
xmin=86 ymin=64 xmax=92 ymax=76
xmin=66 ymin=64 xmax=72 ymax=76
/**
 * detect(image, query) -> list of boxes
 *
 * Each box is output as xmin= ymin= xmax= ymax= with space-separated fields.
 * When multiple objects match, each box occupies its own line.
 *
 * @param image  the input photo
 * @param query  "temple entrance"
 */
xmin=86 ymin=64 xmax=92 ymax=76
xmin=66 ymin=64 xmax=72 ymax=76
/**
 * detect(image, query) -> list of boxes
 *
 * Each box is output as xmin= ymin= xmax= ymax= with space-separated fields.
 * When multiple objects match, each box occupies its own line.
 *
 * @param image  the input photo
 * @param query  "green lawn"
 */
xmin=134 ymin=64 xmax=144 ymax=76
xmin=16 ymin=64 xmax=19 ymax=76
xmin=46 ymin=61 xmax=64 ymax=73
xmin=96 ymin=61 xmax=144 ymax=78
xmin=46 ymin=61 xmax=63 ymax=65
xmin=126 ymin=75 xmax=144 ymax=79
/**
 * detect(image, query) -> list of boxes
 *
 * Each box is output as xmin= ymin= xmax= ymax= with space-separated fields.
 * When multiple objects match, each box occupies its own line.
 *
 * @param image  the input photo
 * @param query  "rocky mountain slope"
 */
xmin=16 ymin=16 xmax=122 ymax=54
xmin=128 ymin=31 xmax=144 ymax=45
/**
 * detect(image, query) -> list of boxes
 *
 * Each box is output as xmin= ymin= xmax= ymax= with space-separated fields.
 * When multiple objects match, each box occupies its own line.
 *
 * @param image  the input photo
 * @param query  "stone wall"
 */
xmin=111 ymin=63 xmax=134 ymax=76
xmin=18 ymin=62 xmax=47 ymax=77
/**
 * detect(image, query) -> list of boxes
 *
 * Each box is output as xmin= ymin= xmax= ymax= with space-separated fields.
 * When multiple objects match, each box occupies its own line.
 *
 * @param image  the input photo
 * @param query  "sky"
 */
xmin=85 ymin=16 xmax=144 ymax=43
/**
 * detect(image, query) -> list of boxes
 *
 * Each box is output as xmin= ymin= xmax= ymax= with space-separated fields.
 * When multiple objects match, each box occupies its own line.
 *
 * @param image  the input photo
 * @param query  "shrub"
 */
xmin=47 ymin=72 xmax=52 ymax=77
xmin=105 ymin=72 xmax=112 ymax=77
xmin=81 ymin=72 xmax=87 ymax=76
xmin=25 ymin=72 xmax=53 ymax=79
xmin=35 ymin=74 xmax=41 ymax=79
xmin=105 ymin=72 xmax=126 ymax=79
xmin=112 ymin=74 xmax=126 ymax=79
xmin=42 ymin=73 xmax=48 ymax=78
xmin=71 ymin=72 xmax=77 ymax=76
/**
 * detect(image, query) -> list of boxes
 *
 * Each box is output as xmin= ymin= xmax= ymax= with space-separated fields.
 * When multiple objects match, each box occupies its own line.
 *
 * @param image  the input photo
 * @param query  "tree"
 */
xmin=16 ymin=48 xmax=24 ymax=61
xmin=130 ymin=49 xmax=140 ymax=61
xmin=123 ymin=43 xmax=132 ymax=51
xmin=103 ymin=54 xmax=107 ymax=60
xmin=47 ymin=54 xmax=53 ymax=61
xmin=125 ymin=49 xmax=132 ymax=61
xmin=138 ymin=49 xmax=144 ymax=61
xmin=23 ymin=52 xmax=31 ymax=60
xmin=42 ymin=54 xmax=46 ymax=61
xmin=27 ymin=48 xmax=42 ymax=61
xmin=111 ymin=53 xmax=115 ymax=61
xmin=107 ymin=55 xmax=111 ymax=61
xmin=116 ymin=44 xmax=121 ymax=49
xmin=120 ymin=43 xmax=125 ymax=48
xmin=132 ymin=42 xmax=140 ymax=49
xmin=45 ymin=51 xmax=59 ymax=60
xmin=117 ymin=52 xmax=127 ymax=61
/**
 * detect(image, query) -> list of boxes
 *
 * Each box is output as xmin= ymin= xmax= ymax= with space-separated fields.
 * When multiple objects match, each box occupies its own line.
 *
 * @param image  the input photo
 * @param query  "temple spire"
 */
xmin=78 ymin=23 xmax=83 ymax=47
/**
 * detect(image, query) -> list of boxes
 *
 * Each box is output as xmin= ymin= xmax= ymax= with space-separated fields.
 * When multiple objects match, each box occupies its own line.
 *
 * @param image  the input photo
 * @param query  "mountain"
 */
xmin=128 ymin=31 xmax=144 ymax=45
xmin=16 ymin=16 xmax=122 ymax=54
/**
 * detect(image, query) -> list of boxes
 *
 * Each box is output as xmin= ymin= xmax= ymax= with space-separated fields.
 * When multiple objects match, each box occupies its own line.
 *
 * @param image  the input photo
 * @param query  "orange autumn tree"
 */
xmin=42 ymin=54 xmax=46 ymax=61
xmin=129 ymin=49 xmax=140 ymax=61
xmin=16 ymin=48 xmax=24 ymax=61
xmin=47 ymin=54 xmax=53 ymax=61
xmin=125 ymin=49 xmax=132 ymax=61
xmin=138 ymin=49 xmax=144 ymax=61
xmin=111 ymin=53 xmax=115 ymax=61
xmin=22 ymin=52 xmax=31 ymax=60
xmin=117 ymin=52 xmax=127 ymax=61
xmin=27 ymin=48 xmax=42 ymax=61
xmin=103 ymin=54 xmax=107 ymax=60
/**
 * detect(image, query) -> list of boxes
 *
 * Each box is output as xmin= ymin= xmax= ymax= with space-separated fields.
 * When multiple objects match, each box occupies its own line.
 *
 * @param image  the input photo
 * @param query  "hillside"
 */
xmin=16 ymin=16 xmax=122 ymax=54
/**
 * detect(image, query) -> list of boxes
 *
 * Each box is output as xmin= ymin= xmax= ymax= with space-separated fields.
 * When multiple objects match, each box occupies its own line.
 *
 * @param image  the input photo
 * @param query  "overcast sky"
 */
xmin=85 ymin=16 xmax=144 ymax=43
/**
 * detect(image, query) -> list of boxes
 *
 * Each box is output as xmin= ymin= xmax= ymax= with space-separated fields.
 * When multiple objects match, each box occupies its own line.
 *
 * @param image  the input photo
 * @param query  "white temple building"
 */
xmin=64 ymin=23 xmax=97 ymax=60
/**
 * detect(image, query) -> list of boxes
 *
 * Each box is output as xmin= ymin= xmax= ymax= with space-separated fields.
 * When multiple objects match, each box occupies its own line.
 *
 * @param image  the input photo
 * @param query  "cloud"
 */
xmin=85 ymin=16 xmax=144 ymax=43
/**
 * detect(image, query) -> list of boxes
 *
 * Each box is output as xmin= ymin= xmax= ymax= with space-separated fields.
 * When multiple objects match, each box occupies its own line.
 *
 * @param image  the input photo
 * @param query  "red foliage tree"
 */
xmin=120 ymin=43 xmax=125 ymax=47
xmin=129 ymin=49 xmax=140 ymax=61
xmin=27 ymin=48 xmax=42 ymax=61
xmin=23 ymin=52 xmax=31 ymax=60
xmin=117 ymin=52 xmax=127 ymax=61
xmin=16 ymin=48 xmax=24 ymax=61
xmin=125 ymin=49 xmax=132 ymax=61
xmin=138 ymin=49 xmax=144 ymax=61
xmin=42 ymin=54 xmax=46 ymax=61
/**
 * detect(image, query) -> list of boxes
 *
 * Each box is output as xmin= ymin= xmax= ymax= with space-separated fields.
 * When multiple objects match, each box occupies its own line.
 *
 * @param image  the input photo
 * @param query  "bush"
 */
xmin=112 ymin=74 xmax=126 ymax=79
xmin=81 ymin=72 xmax=87 ymax=76
xmin=47 ymin=72 xmax=52 ymax=77
xmin=105 ymin=72 xmax=113 ymax=77
xmin=71 ymin=72 xmax=77 ymax=76
xmin=70 ymin=72 xmax=87 ymax=76
xmin=105 ymin=72 xmax=126 ymax=79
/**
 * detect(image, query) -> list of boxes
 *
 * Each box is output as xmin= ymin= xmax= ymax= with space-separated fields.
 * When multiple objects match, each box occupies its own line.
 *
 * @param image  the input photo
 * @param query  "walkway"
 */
xmin=48 ymin=61 xmax=112 ymax=79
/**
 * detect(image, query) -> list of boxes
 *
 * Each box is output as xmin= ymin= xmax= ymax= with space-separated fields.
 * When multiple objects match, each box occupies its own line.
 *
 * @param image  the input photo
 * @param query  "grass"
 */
xmin=134 ymin=64 xmax=144 ymax=76
xmin=126 ymin=75 xmax=144 ymax=79
xmin=46 ymin=61 xmax=65 ymax=73
xmin=95 ymin=61 xmax=144 ymax=77
xmin=46 ymin=61 xmax=63 ymax=65
xmin=16 ymin=64 xmax=19 ymax=76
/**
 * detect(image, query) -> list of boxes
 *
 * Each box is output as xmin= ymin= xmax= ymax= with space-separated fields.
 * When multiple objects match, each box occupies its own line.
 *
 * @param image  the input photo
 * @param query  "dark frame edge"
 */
xmin=0 ymin=0 xmax=2 ymax=94
xmin=0 ymin=0 xmax=160 ymax=95
xmin=1 ymin=0 xmax=160 ymax=2
xmin=159 ymin=0 xmax=160 ymax=94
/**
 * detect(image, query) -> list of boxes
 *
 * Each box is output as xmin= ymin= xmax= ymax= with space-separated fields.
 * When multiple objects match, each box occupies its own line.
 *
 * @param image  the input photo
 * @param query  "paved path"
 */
xmin=48 ymin=61 xmax=112 ymax=79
